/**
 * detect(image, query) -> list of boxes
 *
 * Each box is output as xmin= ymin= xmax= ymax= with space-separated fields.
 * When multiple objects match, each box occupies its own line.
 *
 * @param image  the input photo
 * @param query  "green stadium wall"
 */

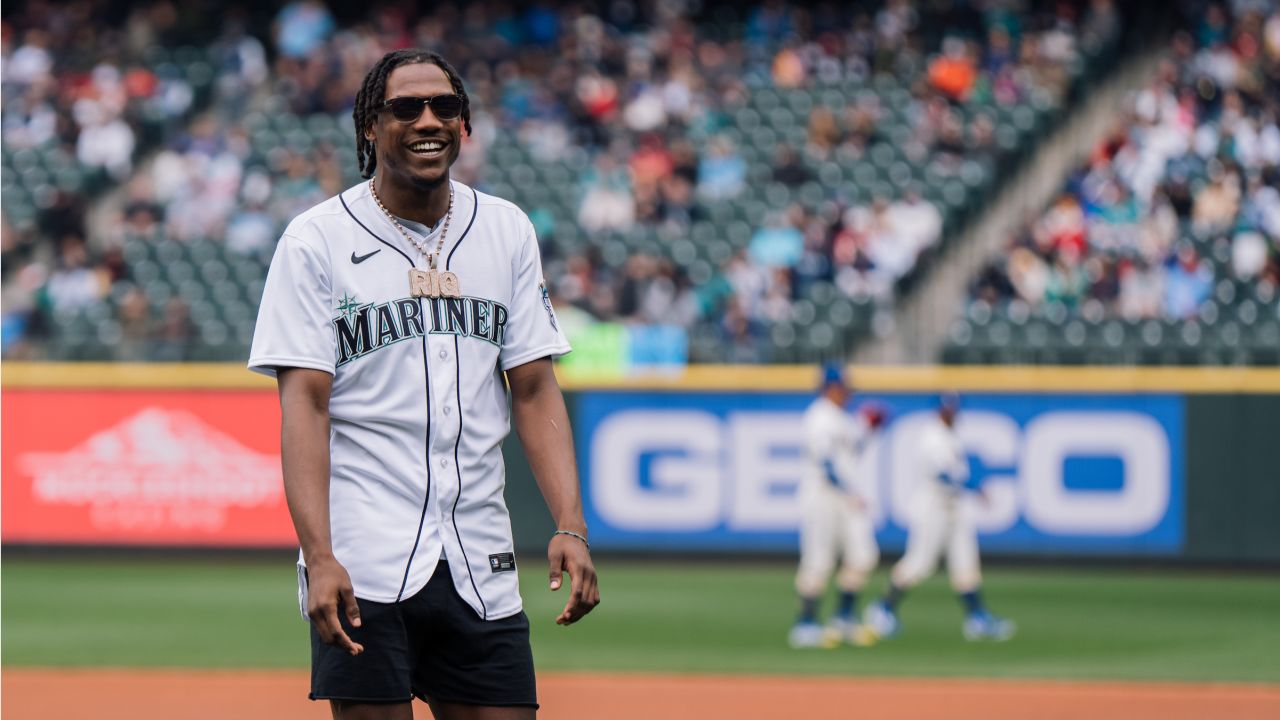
xmin=1183 ymin=394 xmax=1280 ymax=563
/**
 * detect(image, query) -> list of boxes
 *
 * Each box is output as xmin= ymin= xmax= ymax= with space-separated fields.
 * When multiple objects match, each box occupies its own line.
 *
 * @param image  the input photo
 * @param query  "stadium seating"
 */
xmin=2 ymin=40 xmax=216 ymax=244
xmin=3 ymin=2 xmax=1158 ymax=365
xmin=946 ymin=9 xmax=1280 ymax=366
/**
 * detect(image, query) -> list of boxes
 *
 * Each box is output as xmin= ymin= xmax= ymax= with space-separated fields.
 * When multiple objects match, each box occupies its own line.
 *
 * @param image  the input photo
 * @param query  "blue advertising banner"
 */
xmin=575 ymin=391 xmax=1185 ymax=555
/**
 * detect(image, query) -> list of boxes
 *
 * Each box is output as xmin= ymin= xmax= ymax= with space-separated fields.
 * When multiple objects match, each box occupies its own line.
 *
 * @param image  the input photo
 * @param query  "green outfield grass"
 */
xmin=3 ymin=555 xmax=1277 ymax=682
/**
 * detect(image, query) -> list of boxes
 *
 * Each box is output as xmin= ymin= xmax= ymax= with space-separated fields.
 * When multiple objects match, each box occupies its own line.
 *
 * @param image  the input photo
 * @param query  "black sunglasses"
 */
xmin=380 ymin=95 xmax=464 ymax=123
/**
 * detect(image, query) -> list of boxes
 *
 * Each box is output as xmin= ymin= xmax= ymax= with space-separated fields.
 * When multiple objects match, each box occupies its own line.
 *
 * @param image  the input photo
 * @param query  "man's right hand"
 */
xmin=306 ymin=555 xmax=364 ymax=656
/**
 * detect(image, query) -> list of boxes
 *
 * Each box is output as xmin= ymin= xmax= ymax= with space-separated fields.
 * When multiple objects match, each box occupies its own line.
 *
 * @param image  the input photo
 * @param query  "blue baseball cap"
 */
xmin=820 ymin=362 xmax=849 ymax=390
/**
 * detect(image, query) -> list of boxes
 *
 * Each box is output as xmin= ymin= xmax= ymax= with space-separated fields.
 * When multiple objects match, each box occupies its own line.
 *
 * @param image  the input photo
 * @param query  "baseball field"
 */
xmin=3 ymin=554 xmax=1278 ymax=719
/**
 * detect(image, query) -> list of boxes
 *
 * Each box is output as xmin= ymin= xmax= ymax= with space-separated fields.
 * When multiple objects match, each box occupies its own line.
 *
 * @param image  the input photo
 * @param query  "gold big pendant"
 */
xmin=409 ymin=268 xmax=461 ymax=298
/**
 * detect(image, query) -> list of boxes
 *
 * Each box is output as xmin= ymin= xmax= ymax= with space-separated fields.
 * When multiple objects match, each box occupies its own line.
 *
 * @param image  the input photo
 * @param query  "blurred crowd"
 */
xmin=1 ymin=0 xmax=228 ymax=357
xmin=543 ymin=0 xmax=1116 ymax=360
xmin=971 ymin=3 xmax=1280 ymax=323
xmin=3 ymin=0 xmax=1121 ymax=362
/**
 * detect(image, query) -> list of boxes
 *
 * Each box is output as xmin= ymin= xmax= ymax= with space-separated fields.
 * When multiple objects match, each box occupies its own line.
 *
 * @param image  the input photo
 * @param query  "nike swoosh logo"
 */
xmin=351 ymin=249 xmax=381 ymax=264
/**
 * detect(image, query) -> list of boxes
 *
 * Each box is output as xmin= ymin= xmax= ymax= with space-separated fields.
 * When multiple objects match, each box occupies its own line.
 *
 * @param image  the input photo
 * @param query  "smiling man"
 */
xmin=248 ymin=49 xmax=599 ymax=720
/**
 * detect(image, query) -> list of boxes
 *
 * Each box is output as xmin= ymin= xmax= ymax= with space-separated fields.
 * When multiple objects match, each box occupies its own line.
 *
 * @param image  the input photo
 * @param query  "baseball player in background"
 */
xmin=249 ymin=49 xmax=599 ymax=720
xmin=863 ymin=393 xmax=1014 ymax=642
xmin=789 ymin=363 xmax=886 ymax=648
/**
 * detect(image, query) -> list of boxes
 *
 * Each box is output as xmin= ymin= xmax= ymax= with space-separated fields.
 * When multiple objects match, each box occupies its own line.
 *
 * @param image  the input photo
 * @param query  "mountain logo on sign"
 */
xmin=19 ymin=407 xmax=281 ymax=508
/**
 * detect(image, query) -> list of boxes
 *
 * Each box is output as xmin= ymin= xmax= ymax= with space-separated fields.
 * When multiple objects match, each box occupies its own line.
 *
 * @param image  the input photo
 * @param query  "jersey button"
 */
xmin=440 ymin=458 xmax=449 ymax=468
xmin=443 ymin=406 xmax=452 ymax=415
xmin=438 ymin=349 xmax=448 ymax=359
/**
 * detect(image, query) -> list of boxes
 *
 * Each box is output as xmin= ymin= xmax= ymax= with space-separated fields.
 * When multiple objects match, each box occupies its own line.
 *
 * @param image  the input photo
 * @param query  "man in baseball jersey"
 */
xmin=863 ymin=393 xmax=1014 ymax=642
xmin=249 ymin=49 xmax=599 ymax=719
xmin=789 ymin=362 xmax=885 ymax=648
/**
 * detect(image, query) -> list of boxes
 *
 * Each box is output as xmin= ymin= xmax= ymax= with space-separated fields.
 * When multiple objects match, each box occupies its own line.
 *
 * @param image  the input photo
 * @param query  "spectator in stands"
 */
xmin=748 ymin=1 xmax=797 ymax=47
xmin=578 ymin=152 xmax=635 ymax=232
xmin=272 ymin=151 xmax=327 ymax=224
xmin=772 ymin=143 xmax=813 ymax=187
xmin=152 ymin=297 xmax=193 ymax=362
xmin=772 ymin=44 xmax=806 ymax=89
xmin=210 ymin=18 xmax=269 ymax=118
xmin=226 ymin=200 xmax=276 ymax=261
xmin=641 ymin=261 xmax=700 ymax=328
xmin=1045 ymin=248 xmax=1089 ymax=309
xmin=1163 ymin=245 xmax=1213 ymax=318
xmin=984 ymin=25 xmax=1016 ymax=76
xmin=114 ymin=287 xmax=151 ymax=362
xmin=972 ymin=261 xmax=1016 ymax=304
xmin=629 ymin=134 xmax=674 ymax=192
xmin=833 ymin=242 xmax=886 ymax=300
xmin=759 ymin=267 xmax=796 ymax=323
xmin=1042 ymin=193 xmax=1088 ymax=255
xmin=44 ymin=236 xmax=105 ymax=314
xmin=73 ymin=80 xmax=137 ymax=180
xmin=793 ymin=226 xmax=833 ymax=295
xmin=1242 ymin=169 xmax=1280 ymax=239
xmin=805 ymin=106 xmax=842 ymax=161
xmin=1136 ymin=187 xmax=1179 ymax=260
xmin=656 ymin=172 xmax=697 ymax=230
xmin=718 ymin=297 xmax=767 ymax=363
xmin=615 ymin=254 xmax=656 ymax=320
xmin=750 ymin=207 xmax=805 ymax=269
xmin=1192 ymin=166 xmax=1241 ymax=230
xmin=623 ymin=82 xmax=670 ymax=134
xmin=273 ymin=0 xmax=335 ymax=59
xmin=697 ymin=135 xmax=746 ymax=200
xmin=966 ymin=112 xmax=998 ymax=164
xmin=2 ymin=82 xmax=59 ymax=149
xmin=889 ymin=188 xmax=943 ymax=258
xmin=4 ymin=30 xmax=53 ymax=88
xmin=1 ymin=262 xmax=49 ymax=359
xmin=1087 ymin=255 xmax=1122 ymax=308
xmin=1117 ymin=257 xmax=1163 ymax=319
xmin=842 ymin=94 xmax=884 ymax=156
xmin=1008 ymin=246 xmax=1050 ymax=306
xmin=863 ymin=197 xmax=916 ymax=282
xmin=1231 ymin=228 xmax=1270 ymax=281
xmin=929 ymin=37 xmax=978 ymax=101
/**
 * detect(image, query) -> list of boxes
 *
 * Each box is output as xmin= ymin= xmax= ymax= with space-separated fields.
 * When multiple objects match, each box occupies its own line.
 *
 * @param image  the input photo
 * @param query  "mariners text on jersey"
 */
xmin=334 ymin=294 xmax=510 ymax=367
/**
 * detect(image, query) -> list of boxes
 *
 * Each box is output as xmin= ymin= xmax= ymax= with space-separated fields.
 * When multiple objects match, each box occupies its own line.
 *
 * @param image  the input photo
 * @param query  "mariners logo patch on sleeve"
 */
xmin=538 ymin=279 xmax=558 ymax=331
xmin=489 ymin=553 xmax=517 ymax=573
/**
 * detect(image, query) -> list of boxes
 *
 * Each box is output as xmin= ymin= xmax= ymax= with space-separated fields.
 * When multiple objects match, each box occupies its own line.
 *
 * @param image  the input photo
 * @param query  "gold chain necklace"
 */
xmin=368 ymin=178 xmax=453 ymax=269
xmin=368 ymin=178 xmax=462 ymax=299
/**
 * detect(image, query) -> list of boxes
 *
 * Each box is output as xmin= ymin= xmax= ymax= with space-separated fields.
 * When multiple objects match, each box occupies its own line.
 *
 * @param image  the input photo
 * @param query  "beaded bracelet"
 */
xmin=553 ymin=529 xmax=590 ymax=550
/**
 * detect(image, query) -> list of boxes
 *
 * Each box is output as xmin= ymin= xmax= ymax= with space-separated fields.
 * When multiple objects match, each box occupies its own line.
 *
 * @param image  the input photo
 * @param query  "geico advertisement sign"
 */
xmin=577 ymin=392 xmax=1184 ymax=553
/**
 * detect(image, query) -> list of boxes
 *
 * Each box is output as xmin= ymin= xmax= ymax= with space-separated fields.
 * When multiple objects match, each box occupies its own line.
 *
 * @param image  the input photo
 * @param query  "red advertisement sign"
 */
xmin=2 ymin=389 xmax=297 ymax=547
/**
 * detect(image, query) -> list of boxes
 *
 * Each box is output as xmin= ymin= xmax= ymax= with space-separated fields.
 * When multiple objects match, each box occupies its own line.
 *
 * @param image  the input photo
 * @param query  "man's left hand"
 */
xmin=548 ymin=533 xmax=600 ymax=625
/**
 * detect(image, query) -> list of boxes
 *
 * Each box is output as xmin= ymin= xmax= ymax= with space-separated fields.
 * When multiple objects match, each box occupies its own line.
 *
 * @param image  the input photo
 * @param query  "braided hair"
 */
xmin=353 ymin=49 xmax=473 ymax=179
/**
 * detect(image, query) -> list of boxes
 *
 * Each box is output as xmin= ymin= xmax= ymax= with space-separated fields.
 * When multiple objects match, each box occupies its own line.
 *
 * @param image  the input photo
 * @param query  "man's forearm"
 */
xmin=511 ymin=372 xmax=586 ymax=534
xmin=279 ymin=372 xmax=336 ymax=563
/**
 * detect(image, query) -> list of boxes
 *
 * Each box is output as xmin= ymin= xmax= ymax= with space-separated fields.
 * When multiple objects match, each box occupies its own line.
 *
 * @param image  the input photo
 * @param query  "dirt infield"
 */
xmin=4 ymin=668 xmax=1279 ymax=719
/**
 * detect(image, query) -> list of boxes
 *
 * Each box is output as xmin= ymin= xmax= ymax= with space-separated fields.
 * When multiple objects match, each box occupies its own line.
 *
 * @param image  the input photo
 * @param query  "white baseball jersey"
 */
xmin=249 ymin=179 xmax=570 ymax=621
xmin=800 ymin=396 xmax=871 ymax=497
xmin=796 ymin=396 xmax=878 ymax=595
xmin=894 ymin=415 xmax=981 ymax=590
xmin=916 ymin=417 xmax=970 ymax=501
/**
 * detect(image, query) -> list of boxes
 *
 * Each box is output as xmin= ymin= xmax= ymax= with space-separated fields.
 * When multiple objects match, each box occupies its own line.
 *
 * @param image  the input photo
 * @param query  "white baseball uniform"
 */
xmin=795 ymin=396 xmax=879 ymax=596
xmin=892 ymin=415 xmax=982 ymax=592
xmin=249 ymin=179 xmax=570 ymax=621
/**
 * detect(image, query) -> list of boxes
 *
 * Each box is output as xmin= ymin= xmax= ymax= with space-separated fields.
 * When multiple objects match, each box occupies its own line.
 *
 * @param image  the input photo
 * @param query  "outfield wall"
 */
xmin=3 ymin=364 xmax=1278 ymax=563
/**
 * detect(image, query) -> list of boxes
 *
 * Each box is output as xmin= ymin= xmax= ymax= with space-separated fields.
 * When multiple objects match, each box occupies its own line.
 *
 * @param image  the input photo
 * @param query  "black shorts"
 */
xmin=309 ymin=560 xmax=537 ymax=708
